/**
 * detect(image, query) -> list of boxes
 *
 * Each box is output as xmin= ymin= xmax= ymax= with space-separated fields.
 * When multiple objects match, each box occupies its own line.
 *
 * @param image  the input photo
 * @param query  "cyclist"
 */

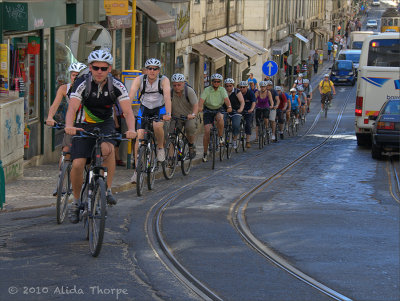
xmin=128 ymin=58 xmax=172 ymax=181
xmin=275 ymin=86 xmax=288 ymax=139
xmin=297 ymin=86 xmax=308 ymax=118
xmin=303 ymin=78 xmax=313 ymax=113
xmin=254 ymin=81 xmax=273 ymax=143
xmin=266 ymin=81 xmax=280 ymax=141
xmin=46 ymin=62 xmax=86 ymax=195
xmin=169 ymin=73 xmax=198 ymax=158
xmin=199 ymin=73 xmax=232 ymax=162
xmin=292 ymin=73 xmax=305 ymax=90
xmin=224 ymin=78 xmax=244 ymax=149
xmin=238 ymin=81 xmax=256 ymax=148
xmin=65 ymin=50 xmax=137 ymax=223
xmin=318 ymin=74 xmax=336 ymax=110
xmin=288 ymin=88 xmax=300 ymax=124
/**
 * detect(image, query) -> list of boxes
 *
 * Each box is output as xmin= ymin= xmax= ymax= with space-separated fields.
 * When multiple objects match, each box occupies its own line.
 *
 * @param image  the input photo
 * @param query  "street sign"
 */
xmin=262 ymin=60 xmax=278 ymax=76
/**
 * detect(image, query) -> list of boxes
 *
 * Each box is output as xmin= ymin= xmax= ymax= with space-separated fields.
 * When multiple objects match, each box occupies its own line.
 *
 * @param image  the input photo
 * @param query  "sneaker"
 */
xmin=219 ymin=137 xmax=224 ymax=146
xmin=68 ymin=201 xmax=80 ymax=224
xmin=189 ymin=146 xmax=196 ymax=159
xmin=202 ymin=154 xmax=208 ymax=162
xmin=130 ymin=171 xmax=137 ymax=184
xmin=157 ymin=148 xmax=165 ymax=162
xmin=295 ymin=119 xmax=299 ymax=125
xmin=271 ymin=134 xmax=276 ymax=141
xmin=233 ymin=140 xmax=238 ymax=149
xmin=246 ymin=142 xmax=251 ymax=148
xmin=106 ymin=191 xmax=117 ymax=206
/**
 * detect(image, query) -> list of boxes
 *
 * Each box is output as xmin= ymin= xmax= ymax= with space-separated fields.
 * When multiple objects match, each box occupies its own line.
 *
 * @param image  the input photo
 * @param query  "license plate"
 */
xmin=339 ymin=79 xmax=347 ymax=81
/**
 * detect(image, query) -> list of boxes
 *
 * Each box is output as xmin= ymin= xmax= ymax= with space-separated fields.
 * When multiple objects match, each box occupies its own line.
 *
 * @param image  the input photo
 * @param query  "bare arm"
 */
xmin=198 ymin=98 xmax=205 ymax=112
xmin=267 ymin=91 xmax=274 ymax=107
xmin=119 ymin=100 xmax=137 ymax=139
xmin=223 ymin=97 xmax=232 ymax=113
xmin=161 ymin=77 xmax=171 ymax=121
xmin=237 ymin=92 xmax=245 ymax=113
xmin=46 ymin=84 xmax=67 ymax=125
xmin=64 ymin=97 xmax=84 ymax=135
xmin=274 ymin=95 xmax=280 ymax=109
xmin=128 ymin=76 xmax=142 ymax=102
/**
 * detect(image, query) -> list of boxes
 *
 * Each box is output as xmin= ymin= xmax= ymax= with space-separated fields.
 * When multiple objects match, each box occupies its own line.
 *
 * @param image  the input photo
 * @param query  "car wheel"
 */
xmin=371 ymin=143 xmax=382 ymax=159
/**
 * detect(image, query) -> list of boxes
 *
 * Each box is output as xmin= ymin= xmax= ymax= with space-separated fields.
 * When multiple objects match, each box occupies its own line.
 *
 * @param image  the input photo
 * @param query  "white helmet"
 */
xmin=171 ymin=73 xmax=185 ymax=82
xmin=298 ymin=73 xmax=303 ymax=77
xmin=303 ymin=79 xmax=310 ymax=83
xmin=290 ymin=88 xmax=297 ymax=92
xmin=239 ymin=81 xmax=248 ymax=87
xmin=324 ymin=73 xmax=330 ymax=77
xmin=88 ymin=50 xmax=113 ymax=65
xmin=275 ymin=86 xmax=282 ymax=91
xmin=259 ymin=81 xmax=268 ymax=87
xmin=211 ymin=73 xmax=223 ymax=81
xmin=297 ymin=86 xmax=304 ymax=91
xmin=68 ymin=62 xmax=87 ymax=73
xmin=266 ymin=80 xmax=273 ymax=86
xmin=224 ymin=78 xmax=235 ymax=84
xmin=145 ymin=58 xmax=161 ymax=68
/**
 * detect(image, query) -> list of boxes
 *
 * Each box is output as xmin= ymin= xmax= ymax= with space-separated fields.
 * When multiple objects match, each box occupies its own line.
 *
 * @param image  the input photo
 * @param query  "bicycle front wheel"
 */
xmin=88 ymin=177 xmax=107 ymax=257
xmin=258 ymin=124 xmax=264 ymax=149
xmin=162 ymin=139 xmax=177 ymax=180
xmin=136 ymin=145 xmax=146 ymax=196
xmin=56 ymin=162 xmax=71 ymax=224
xmin=147 ymin=142 xmax=156 ymax=190
xmin=324 ymin=102 xmax=328 ymax=118
xmin=181 ymin=140 xmax=192 ymax=175
xmin=226 ymin=129 xmax=233 ymax=159
xmin=211 ymin=131 xmax=216 ymax=170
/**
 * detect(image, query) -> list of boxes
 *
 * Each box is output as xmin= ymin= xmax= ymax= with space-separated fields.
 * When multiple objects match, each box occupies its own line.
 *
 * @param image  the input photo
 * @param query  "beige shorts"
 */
xmin=168 ymin=118 xmax=198 ymax=137
xmin=269 ymin=109 xmax=277 ymax=121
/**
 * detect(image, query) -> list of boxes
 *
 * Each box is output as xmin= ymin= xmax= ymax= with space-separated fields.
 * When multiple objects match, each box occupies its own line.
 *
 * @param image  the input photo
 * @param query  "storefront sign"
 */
xmin=158 ymin=22 xmax=176 ymax=39
xmin=107 ymin=14 xmax=132 ymax=30
xmin=104 ymin=0 xmax=129 ymax=16
xmin=0 ymin=44 xmax=9 ymax=95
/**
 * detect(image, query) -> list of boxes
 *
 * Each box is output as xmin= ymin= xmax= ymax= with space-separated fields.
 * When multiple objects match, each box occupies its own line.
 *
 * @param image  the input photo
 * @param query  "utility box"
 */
xmin=0 ymin=97 xmax=24 ymax=182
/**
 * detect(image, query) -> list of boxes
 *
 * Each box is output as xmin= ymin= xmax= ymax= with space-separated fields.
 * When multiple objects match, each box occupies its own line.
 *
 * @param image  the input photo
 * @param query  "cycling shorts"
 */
xmin=255 ymin=108 xmax=269 ymax=126
xmin=137 ymin=105 xmax=166 ymax=129
xmin=203 ymin=107 xmax=223 ymax=126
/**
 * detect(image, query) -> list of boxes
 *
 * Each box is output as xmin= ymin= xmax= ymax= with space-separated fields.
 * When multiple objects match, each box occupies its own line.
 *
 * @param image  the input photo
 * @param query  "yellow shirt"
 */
xmin=319 ymin=80 xmax=334 ymax=94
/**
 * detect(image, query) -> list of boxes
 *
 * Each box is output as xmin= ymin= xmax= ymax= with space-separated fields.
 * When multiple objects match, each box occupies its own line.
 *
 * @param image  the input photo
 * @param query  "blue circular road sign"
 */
xmin=262 ymin=61 xmax=278 ymax=77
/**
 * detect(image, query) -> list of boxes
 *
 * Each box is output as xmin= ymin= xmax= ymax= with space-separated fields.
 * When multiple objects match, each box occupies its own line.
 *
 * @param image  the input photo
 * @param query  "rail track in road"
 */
xmin=388 ymin=158 xmax=400 ymax=204
xmin=144 ymin=87 xmax=355 ymax=301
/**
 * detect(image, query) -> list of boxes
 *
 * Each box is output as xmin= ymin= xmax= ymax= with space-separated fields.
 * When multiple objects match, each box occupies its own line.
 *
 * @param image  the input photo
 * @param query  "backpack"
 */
xmin=320 ymin=80 xmax=333 ymax=89
xmin=170 ymin=82 xmax=197 ymax=103
xmin=139 ymin=74 xmax=163 ymax=101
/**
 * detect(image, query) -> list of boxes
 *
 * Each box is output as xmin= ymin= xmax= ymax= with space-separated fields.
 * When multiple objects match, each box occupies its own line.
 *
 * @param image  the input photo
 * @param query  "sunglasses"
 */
xmin=92 ymin=66 xmax=108 ymax=72
xmin=239 ymin=86 xmax=247 ymax=88
xmin=146 ymin=67 xmax=159 ymax=71
xmin=212 ymin=80 xmax=221 ymax=83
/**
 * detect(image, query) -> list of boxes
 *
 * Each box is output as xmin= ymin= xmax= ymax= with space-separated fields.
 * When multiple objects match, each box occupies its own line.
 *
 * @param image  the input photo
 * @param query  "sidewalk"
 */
xmin=1 ymin=60 xmax=332 ymax=213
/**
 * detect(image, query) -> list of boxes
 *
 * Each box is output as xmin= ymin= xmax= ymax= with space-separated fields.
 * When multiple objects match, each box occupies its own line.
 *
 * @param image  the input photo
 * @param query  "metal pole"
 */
xmin=0 ymin=2 xmax=3 ymax=43
xmin=0 ymin=160 xmax=5 ymax=210
xmin=130 ymin=0 xmax=136 ymax=69
xmin=225 ymin=0 xmax=230 ymax=77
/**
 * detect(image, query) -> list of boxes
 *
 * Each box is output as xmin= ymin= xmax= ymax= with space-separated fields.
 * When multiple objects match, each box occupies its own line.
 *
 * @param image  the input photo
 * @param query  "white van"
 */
xmin=350 ymin=31 xmax=373 ymax=49
xmin=355 ymin=33 xmax=400 ymax=145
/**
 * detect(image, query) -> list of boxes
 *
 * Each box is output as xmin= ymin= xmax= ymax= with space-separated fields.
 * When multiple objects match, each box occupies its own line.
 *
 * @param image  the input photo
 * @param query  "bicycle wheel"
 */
xmin=258 ymin=123 xmax=264 ymax=149
xmin=226 ymin=128 xmax=234 ymax=159
xmin=147 ymin=142 xmax=156 ymax=190
xmin=211 ymin=131 xmax=216 ymax=170
xmin=136 ymin=145 xmax=146 ymax=196
xmin=181 ymin=140 xmax=192 ymax=175
xmin=88 ymin=177 xmax=106 ymax=257
xmin=56 ymin=162 xmax=71 ymax=224
xmin=240 ymin=122 xmax=246 ymax=152
xmin=324 ymin=102 xmax=328 ymax=118
xmin=162 ymin=138 xmax=177 ymax=180
xmin=219 ymin=135 xmax=225 ymax=162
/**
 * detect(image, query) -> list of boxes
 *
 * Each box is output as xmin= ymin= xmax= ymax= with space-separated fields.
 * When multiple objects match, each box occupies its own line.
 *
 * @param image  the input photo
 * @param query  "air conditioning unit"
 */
xmin=311 ymin=20 xmax=320 ymax=28
xmin=297 ymin=20 xmax=305 ymax=29
xmin=289 ymin=23 xmax=296 ymax=34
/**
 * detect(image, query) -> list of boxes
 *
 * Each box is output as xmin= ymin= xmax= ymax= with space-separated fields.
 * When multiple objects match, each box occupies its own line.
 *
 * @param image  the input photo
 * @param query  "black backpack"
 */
xmin=170 ymin=82 xmax=197 ymax=103
xmin=139 ymin=74 xmax=163 ymax=101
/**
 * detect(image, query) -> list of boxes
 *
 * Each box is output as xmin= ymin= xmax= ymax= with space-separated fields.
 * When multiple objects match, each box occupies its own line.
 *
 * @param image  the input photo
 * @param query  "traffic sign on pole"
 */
xmin=262 ymin=60 xmax=278 ymax=77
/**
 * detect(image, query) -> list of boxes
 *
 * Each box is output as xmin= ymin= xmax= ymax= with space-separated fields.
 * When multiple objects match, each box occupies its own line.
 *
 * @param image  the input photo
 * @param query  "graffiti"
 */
xmin=5 ymin=4 xmax=27 ymax=23
xmin=16 ymin=114 xmax=22 ymax=134
xmin=5 ymin=119 xmax=11 ymax=139
xmin=177 ymin=9 xmax=189 ymax=34
xmin=4 ymin=161 xmax=22 ymax=181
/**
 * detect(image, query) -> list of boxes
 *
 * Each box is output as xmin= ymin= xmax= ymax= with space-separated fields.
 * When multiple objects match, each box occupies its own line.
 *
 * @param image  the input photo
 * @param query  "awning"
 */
xmin=192 ymin=42 xmax=226 ymax=70
xmin=313 ymin=29 xmax=324 ymax=36
xmin=229 ymin=32 xmax=267 ymax=55
xmin=271 ymin=37 xmax=292 ymax=55
xmin=313 ymin=28 xmax=330 ymax=37
xmin=207 ymin=38 xmax=247 ymax=64
xmin=219 ymin=35 xmax=257 ymax=66
xmin=295 ymin=33 xmax=309 ymax=44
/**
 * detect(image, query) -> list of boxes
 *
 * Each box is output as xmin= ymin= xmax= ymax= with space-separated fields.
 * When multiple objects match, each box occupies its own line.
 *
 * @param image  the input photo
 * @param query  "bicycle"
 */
xmin=255 ymin=110 xmax=267 ymax=149
xmin=289 ymin=110 xmax=299 ymax=136
xmin=321 ymin=93 xmax=332 ymax=118
xmin=135 ymin=116 xmax=160 ymax=196
xmin=163 ymin=116 xmax=193 ymax=179
xmin=224 ymin=113 xmax=234 ymax=159
xmin=237 ymin=113 xmax=247 ymax=153
xmin=75 ymin=128 xmax=124 ymax=257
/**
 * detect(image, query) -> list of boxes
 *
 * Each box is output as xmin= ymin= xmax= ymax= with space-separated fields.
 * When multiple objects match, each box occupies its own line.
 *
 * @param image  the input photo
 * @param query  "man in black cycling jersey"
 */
xmin=65 ymin=50 xmax=137 ymax=223
xmin=224 ymin=78 xmax=244 ymax=149
xmin=238 ymin=81 xmax=256 ymax=148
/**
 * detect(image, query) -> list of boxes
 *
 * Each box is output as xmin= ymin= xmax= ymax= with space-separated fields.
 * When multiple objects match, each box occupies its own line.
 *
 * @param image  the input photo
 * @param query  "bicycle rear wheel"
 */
xmin=181 ymin=140 xmax=192 ymax=175
xmin=56 ymin=162 xmax=71 ymax=224
xmin=88 ymin=177 xmax=106 ymax=257
xmin=147 ymin=142 xmax=156 ymax=190
xmin=136 ymin=145 xmax=146 ymax=196
xmin=162 ymin=138 xmax=177 ymax=180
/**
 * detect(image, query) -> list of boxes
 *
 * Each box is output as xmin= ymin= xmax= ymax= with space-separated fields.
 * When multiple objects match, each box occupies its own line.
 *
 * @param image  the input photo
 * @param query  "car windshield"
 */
xmin=367 ymin=20 xmax=377 ymax=24
xmin=338 ymin=53 xmax=360 ymax=63
xmin=383 ymin=100 xmax=400 ymax=115
xmin=333 ymin=61 xmax=353 ymax=71
xmin=352 ymin=41 xmax=363 ymax=49
xmin=368 ymin=39 xmax=400 ymax=67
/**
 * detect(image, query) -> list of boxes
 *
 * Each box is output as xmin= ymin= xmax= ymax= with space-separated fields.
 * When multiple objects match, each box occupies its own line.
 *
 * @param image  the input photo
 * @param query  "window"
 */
xmin=383 ymin=100 xmax=400 ymax=115
xmin=194 ymin=0 xmax=200 ymax=4
xmin=368 ymin=39 xmax=400 ymax=67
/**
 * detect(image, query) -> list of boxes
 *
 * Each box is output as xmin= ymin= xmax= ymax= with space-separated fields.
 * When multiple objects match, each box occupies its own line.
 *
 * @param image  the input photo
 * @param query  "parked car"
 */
xmin=330 ymin=60 xmax=356 ymax=86
xmin=366 ymin=19 xmax=378 ymax=29
xmin=372 ymin=0 xmax=380 ymax=6
xmin=370 ymin=99 xmax=400 ymax=159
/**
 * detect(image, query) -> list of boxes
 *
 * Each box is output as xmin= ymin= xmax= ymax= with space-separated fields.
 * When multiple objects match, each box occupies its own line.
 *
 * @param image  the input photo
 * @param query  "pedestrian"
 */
xmin=327 ymin=39 xmax=333 ymax=61
xmin=313 ymin=51 xmax=319 ymax=74
xmin=247 ymin=73 xmax=259 ymax=90
xmin=307 ymin=56 xmax=313 ymax=79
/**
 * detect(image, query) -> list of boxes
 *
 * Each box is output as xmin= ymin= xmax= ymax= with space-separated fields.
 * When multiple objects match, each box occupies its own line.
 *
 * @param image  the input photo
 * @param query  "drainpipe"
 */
xmin=40 ymin=29 xmax=44 ymax=155
xmin=0 ymin=1 xmax=3 ymax=43
xmin=224 ymin=0 xmax=230 ymax=77
xmin=130 ymin=0 xmax=136 ymax=69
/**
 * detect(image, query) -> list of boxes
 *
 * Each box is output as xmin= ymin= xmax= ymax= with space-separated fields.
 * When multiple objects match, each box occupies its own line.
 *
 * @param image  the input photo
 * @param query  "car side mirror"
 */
xmin=369 ymin=115 xmax=377 ymax=121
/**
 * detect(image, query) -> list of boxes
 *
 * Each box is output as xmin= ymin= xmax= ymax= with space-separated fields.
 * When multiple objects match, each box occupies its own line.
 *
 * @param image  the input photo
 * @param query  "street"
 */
xmin=1 ymin=83 xmax=399 ymax=301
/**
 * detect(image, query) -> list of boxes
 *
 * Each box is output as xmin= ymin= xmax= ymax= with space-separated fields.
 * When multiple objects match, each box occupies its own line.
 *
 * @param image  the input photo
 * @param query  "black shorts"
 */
xmin=255 ymin=108 xmax=269 ymax=126
xmin=276 ymin=109 xmax=285 ymax=124
xmin=71 ymin=118 xmax=116 ymax=160
xmin=203 ymin=107 xmax=222 ymax=126
xmin=137 ymin=105 xmax=165 ymax=129
xmin=328 ymin=50 xmax=332 ymax=55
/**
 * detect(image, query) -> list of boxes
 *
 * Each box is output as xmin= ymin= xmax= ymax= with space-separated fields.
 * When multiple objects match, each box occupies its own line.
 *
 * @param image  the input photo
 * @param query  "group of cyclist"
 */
xmin=45 ymin=48 xmax=335 ymax=224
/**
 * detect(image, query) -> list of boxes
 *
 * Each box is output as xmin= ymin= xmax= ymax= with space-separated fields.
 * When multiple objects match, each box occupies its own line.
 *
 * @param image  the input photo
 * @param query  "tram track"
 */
xmin=144 ymin=88 xmax=354 ymax=300
xmin=387 ymin=159 xmax=400 ymax=204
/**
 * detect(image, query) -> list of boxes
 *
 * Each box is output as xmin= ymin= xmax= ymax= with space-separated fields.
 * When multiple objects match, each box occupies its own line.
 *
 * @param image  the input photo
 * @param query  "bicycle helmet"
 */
xmin=298 ymin=73 xmax=304 ymax=77
xmin=266 ymin=80 xmax=273 ymax=86
xmin=211 ymin=73 xmax=223 ymax=81
xmin=88 ymin=50 xmax=113 ymax=65
xmin=259 ymin=81 xmax=268 ymax=87
xmin=224 ymin=78 xmax=235 ymax=84
xmin=324 ymin=73 xmax=330 ymax=77
xmin=68 ymin=62 xmax=87 ymax=73
xmin=171 ymin=73 xmax=185 ymax=82
xmin=145 ymin=58 xmax=161 ymax=68
xmin=290 ymin=88 xmax=297 ymax=92
xmin=303 ymin=79 xmax=310 ymax=84
xmin=239 ymin=81 xmax=248 ymax=87
xmin=297 ymin=86 xmax=304 ymax=91
xmin=275 ymin=86 xmax=282 ymax=91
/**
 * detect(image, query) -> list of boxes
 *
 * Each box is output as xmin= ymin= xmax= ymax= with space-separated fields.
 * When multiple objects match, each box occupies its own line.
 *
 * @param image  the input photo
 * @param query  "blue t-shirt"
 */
xmin=288 ymin=94 xmax=299 ymax=109
xmin=327 ymin=41 xmax=333 ymax=51
xmin=242 ymin=89 xmax=257 ymax=111
xmin=248 ymin=78 xmax=257 ymax=85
